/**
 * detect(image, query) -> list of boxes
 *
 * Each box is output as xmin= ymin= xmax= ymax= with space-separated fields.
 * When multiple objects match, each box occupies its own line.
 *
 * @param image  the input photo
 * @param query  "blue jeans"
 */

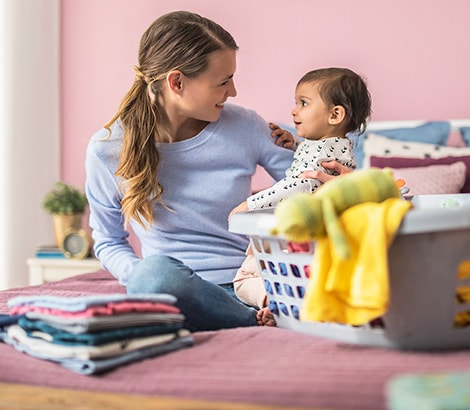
xmin=126 ymin=255 xmax=258 ymax=331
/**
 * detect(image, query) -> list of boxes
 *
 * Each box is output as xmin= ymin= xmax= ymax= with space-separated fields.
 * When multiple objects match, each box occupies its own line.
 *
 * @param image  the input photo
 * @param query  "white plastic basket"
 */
xmin=230 ymin=194 xmax=470 ymax=350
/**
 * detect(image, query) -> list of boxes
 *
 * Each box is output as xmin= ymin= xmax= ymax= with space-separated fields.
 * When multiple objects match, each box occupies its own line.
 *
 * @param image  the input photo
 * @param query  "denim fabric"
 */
xmin=0 ymin=314 xmax=23 ymax=342
xmin=0 ymin=314 xmax=23 ymax=327
xmin=126 ymin=255 xmax=258 ymax=331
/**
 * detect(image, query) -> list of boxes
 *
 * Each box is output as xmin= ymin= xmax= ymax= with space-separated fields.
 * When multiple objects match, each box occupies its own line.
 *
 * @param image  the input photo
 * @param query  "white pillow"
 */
xmin=391 ymin=161 xmax=466 ymax=195
xmin=363 ymin=133 xmax=470 ymax=168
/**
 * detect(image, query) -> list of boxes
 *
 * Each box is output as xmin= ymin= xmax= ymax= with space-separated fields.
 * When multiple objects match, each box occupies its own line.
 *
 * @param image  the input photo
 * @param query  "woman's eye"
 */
xmin=220 ymin=78 xmax=233 ymax=87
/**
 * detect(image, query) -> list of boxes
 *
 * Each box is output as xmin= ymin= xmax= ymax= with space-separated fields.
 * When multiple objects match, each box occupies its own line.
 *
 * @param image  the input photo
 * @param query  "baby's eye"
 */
xmin=301 ymin=100 xmax=308 ymax=107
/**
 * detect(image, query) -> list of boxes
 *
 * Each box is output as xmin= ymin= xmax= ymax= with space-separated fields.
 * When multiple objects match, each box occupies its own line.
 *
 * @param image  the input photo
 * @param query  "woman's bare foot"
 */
xmin=257 ymin=307 xmax=276 ymax=326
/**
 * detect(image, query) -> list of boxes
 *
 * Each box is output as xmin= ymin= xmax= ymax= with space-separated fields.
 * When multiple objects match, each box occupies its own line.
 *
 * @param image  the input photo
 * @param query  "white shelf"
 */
xmin=27 ymin=257 xmax=102 ymax=285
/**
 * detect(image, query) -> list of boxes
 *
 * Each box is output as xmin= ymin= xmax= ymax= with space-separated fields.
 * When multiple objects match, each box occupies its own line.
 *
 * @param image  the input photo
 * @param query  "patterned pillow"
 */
xmin=370 ymin=155 xmax=470 ymax=193
xmin=363 ymin=133 xmax=470 ymax=168
xmin=352 ymin=121 xmax=450 ymax=168
xmin=391 ymin=162 xmax=466 ymax=195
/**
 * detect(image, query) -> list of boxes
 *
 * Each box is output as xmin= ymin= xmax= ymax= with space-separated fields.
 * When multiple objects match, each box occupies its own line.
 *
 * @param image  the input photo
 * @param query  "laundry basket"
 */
xmin=229 ymin=194 xmax=470 ymax=350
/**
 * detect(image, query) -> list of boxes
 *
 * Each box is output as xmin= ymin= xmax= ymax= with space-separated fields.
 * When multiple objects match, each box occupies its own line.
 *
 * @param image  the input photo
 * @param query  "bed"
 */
xmin=3 ymin=271 xmax=470 ymax=410
xmin=2 ymin=120 xmax=470 ymax=410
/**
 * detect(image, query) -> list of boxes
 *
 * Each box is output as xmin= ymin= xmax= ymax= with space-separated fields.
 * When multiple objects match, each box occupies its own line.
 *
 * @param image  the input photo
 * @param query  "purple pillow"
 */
xmin=370 ymin=156 xmax=470 ymax=193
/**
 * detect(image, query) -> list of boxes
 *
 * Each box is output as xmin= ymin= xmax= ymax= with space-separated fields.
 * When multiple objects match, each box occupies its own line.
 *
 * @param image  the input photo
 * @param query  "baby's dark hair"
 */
xmin=298 ymin=67 xmax=371 ymax=135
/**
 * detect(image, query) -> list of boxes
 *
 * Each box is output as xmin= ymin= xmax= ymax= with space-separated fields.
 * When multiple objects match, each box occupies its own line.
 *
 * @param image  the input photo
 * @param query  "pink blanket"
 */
xmin=2 ymin=271 xmax=470 ymax=410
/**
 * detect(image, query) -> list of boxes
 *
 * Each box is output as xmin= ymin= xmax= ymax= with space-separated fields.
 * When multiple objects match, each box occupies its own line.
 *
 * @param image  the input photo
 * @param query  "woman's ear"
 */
xmin=329 ymin=105 xmax=346 ymax=125
xmin=166 ymin=70 xmax=184 ymax=94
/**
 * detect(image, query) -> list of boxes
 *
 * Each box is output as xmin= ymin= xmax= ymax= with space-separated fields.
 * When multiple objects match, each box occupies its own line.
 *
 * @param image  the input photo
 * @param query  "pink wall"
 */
xmin=61 ymin=0 xmax=470 ymax=190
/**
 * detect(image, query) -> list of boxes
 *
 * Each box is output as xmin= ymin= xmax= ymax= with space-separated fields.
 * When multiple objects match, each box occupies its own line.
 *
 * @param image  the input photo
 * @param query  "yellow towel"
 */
xmin=300 ymin=198 xmax=412 ymax=325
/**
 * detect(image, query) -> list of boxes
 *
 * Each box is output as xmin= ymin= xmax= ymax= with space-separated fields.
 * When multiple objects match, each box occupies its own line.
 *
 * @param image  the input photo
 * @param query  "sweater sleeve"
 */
xmin=251 ymin=113 xmax=295 ymax=183
xmin=85 ymin=136 xmax=141 ymax=286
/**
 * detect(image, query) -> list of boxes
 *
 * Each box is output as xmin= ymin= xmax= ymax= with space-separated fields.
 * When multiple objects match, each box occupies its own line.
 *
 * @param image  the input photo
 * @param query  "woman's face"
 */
xmin=180 ymin=48 xmax=237 ymax=123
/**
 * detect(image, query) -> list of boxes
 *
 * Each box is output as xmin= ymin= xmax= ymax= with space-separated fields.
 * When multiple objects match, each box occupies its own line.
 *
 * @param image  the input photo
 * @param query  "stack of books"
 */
xmin=35 ymin=245 xmax=65 ymax=258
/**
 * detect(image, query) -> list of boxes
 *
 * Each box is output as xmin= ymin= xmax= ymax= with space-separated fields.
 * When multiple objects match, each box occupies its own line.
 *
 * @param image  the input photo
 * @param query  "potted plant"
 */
xmin=42 ymin=182 xmax=88 ymax=248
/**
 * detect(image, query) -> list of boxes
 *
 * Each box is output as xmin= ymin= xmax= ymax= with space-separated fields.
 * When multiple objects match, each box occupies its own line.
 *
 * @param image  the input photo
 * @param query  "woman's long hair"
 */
xmin=104 ymin=11 xmax=238 ymax=227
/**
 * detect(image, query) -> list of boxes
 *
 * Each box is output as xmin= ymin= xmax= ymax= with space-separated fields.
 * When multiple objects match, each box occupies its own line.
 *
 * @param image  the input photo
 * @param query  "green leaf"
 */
xmin=42 ymin=182 xmax=88 ymax=215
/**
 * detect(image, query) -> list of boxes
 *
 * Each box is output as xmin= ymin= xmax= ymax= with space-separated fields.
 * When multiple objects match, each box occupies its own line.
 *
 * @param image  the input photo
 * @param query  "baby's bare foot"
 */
xmin=257 ymin=307 xmax=276 ymax=327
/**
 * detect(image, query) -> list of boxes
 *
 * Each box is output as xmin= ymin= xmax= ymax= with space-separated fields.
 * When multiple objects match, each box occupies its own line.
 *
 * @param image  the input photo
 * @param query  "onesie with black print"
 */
xmin=247 ymin=137 xmax=356 ymax=210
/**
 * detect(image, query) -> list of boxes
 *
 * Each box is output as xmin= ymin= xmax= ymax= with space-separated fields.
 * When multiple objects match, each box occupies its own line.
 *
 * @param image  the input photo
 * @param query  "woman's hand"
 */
xmin=299 ymin=161 xmax=353 ymax=183
xmin=269 ymin=122 xmax=298 ymax=149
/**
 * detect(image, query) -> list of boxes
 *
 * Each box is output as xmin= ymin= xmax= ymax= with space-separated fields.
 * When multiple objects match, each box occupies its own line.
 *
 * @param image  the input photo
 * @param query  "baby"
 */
xmin=231 ymin=67 xmax=372 ymax=325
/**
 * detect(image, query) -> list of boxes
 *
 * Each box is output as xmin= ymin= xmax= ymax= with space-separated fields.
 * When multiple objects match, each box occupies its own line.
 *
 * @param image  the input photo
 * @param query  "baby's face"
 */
xmin=291 ymin=81 xmax=333 ymax=140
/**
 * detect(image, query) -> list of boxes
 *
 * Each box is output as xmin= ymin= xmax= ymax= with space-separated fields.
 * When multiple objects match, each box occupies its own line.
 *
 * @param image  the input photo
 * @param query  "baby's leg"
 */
xmin=233 ymin=254 xmax=267 ymax=308
xmin=257 ymin=307 xmax=276 ymax=327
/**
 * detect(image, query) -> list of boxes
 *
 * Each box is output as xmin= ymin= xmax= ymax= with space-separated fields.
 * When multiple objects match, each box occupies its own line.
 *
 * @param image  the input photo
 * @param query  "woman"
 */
xmin=85 ymin=10 xmax=296 ymax=331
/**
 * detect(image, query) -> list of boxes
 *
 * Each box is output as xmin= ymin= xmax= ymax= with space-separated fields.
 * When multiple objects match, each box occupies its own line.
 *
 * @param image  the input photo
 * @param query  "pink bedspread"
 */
xmin=2 ymin=271 xmax=470 ymax=410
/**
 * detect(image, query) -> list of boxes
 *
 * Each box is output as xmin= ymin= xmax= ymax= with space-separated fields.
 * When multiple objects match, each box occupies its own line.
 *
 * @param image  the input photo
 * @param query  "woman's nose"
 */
xmin=228 ymin=80 xmax=237 ymax=98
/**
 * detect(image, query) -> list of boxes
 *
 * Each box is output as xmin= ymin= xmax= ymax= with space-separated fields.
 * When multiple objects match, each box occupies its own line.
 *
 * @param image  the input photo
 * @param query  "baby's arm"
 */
xmin=247 ymin=175 xmax=320 ymax=210
xmin=230 ymin=176 xmax=306 ymax=216
xmin=233 ymin=254 xmax=267 ymax=308
xmin=299 ymin=160 xmax=353 ymax=182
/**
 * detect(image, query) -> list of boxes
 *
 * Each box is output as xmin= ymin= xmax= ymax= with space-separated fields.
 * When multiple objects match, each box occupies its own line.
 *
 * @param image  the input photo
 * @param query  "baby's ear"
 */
xmin=329 ymin=105 xmax=346 ymax=125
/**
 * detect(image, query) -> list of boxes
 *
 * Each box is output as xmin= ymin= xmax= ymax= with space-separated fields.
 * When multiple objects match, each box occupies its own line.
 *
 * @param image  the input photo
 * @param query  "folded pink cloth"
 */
xmin=10 ymin=301 xmax=180 ymax=318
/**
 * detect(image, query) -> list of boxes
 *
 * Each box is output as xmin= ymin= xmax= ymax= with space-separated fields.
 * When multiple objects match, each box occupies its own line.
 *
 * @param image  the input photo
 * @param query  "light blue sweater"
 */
xmin=85 ymin=104 xmax=294 ymax=286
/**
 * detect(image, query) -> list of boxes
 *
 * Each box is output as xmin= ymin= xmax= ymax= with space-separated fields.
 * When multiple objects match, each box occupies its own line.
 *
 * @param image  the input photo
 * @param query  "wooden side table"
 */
xmin=27 ymin=257 xmax=102 ymax=285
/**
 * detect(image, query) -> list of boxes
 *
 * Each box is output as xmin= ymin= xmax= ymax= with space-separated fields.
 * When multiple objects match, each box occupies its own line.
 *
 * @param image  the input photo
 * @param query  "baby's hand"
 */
xmin=269 ymin=122 xmax=298 ymax=150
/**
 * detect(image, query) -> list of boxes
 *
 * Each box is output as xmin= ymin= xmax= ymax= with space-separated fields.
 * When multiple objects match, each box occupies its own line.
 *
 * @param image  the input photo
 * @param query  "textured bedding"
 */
xmin=2 ymin=271 xmax=470 ymax=410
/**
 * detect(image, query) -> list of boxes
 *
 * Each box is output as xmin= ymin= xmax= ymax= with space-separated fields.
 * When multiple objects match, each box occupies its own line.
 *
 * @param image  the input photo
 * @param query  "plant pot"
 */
xmin=52 ymin=213 xmax=83 ymax=249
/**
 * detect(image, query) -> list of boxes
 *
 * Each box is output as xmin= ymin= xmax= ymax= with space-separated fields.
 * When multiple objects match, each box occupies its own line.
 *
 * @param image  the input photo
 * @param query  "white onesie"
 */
xmin=247 ymin=137 xmax=355 ymax=210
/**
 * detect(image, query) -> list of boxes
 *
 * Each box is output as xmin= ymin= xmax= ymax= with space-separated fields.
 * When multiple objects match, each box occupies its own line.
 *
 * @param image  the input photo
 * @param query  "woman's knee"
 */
xmin=127 ymin=254 xmax=194 ymax=295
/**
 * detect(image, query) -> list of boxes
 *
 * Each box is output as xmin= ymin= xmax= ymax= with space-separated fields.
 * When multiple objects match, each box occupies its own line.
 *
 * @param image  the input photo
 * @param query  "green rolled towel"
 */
xmin=271 ymin=168 xmax=401 ymax=259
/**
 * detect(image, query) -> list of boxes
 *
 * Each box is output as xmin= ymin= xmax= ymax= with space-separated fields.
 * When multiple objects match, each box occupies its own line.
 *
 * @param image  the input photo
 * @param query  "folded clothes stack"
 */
xmin=1 ymin=294 xmax=193 ymax=375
